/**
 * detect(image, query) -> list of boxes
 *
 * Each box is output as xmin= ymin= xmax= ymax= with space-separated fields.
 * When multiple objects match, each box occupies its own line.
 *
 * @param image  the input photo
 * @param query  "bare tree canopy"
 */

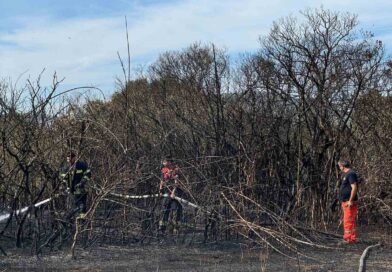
xmin=0 ymin=8 xmax=391 ymax=265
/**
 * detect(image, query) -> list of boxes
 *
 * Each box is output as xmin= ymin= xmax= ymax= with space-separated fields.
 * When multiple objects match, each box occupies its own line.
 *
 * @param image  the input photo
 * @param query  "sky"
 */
xmin=0 ymin=0 xmax=391 ymax=98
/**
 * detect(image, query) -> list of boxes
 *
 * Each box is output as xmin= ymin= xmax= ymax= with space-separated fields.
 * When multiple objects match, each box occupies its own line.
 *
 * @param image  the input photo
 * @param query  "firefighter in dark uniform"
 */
xmin=159 ymin=158 xmax=183 ymax=234
xmin=60 ymin=151 xmax=91 ymax=219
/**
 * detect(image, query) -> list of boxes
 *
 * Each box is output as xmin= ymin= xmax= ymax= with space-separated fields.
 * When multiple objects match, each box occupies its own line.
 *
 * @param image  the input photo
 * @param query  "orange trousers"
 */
xmin=341 ymin=201 xmax=358 ymax=242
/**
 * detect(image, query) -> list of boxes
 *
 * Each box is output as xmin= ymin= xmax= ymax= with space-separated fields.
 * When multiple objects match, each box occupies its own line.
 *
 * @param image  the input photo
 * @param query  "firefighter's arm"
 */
xmin=170 ymin=187 xmax=176 ymax=198
xmin=169 ymin=166 xmax=179 ymax=198
xmin=77 ymin=167 xmax=91 ymax=188
xmin=347 ymin=183 xmax=358 ymax=207
xmin=173 ymin=167 xmax=179 ymax=179
xmin=59 ymin=170 xmax=70 ymax=192
xmin=83 ymin=167 xmax=91 ymax=182
xmin=170 ymin=179 xmax=178 ymax=198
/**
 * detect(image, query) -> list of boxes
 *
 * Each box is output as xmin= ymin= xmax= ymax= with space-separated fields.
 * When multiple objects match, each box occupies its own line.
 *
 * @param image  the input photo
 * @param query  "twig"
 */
xmin=70 ymin=217 xmax=81 ymax=259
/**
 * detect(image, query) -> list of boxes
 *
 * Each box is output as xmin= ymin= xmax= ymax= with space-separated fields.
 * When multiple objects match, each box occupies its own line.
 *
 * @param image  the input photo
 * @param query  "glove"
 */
xmin=60 ymin=181 xmax=67 ymax=189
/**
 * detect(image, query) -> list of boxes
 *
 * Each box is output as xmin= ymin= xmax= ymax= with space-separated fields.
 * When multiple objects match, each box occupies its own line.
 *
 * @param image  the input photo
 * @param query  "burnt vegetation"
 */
xmin=0 ymin=8 xmax=391 ymax=259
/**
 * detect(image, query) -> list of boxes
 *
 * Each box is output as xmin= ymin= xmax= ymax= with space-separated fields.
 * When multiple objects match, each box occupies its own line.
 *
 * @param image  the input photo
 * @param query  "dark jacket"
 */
xmin=60 ymin=160 xmax=91 ymax=194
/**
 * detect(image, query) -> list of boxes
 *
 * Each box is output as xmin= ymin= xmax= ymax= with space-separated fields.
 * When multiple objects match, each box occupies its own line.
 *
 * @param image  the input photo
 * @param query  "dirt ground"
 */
xmin=1 ymin=239 xmax=391 ymax=272
xmin=1 ymin=226 xmax=391 ymax=272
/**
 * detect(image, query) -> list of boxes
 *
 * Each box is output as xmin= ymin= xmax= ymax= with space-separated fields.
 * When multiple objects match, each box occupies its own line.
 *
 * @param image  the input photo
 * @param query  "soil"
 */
xmin=1 ymin=240 xmax=391 ymax=271
xmin=1 ymin=226 xmax=391 ymax=271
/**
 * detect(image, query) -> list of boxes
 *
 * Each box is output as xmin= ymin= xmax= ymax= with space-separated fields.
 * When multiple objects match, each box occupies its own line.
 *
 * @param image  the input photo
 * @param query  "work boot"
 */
xmin=173 ymin=223 xmax=180 ymax=235
xmin=157 ymin=229 xmax=166 ymax=244
xmin=337 ymin=239 xmax=355 ymax=246
xmin=157 ymin=224 xmax=166 ymax=236
xmin=77 ymin=213 xmax=86 ymax=220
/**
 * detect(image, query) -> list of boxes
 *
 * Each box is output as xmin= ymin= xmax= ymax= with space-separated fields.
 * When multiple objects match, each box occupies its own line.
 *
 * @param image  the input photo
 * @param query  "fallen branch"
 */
xmin=358 ymin=242 xmax=381 ymax=272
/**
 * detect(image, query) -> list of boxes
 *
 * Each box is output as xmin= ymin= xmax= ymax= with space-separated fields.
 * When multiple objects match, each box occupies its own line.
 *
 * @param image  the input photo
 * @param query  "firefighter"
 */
xmin=60 ymin=151 xmax=91 ymax=219
xmin=158 ymin=158 xmax=183 ymax=235
xmin=338 ymin=159 xmax=360 ymax=244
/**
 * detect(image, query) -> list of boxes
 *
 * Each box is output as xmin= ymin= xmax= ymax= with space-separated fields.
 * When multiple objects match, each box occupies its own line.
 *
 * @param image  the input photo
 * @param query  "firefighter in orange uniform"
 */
xmin=338 ymin=160 xmax=360 ymax=243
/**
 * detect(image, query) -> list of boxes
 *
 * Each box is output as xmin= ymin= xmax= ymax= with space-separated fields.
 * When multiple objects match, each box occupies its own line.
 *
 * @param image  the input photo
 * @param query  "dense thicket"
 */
xmin=1 ymin=8 xmax=391 ymax=254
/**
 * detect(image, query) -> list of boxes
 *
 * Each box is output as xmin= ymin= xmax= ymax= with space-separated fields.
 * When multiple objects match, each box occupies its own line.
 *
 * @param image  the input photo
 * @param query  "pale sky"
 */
xmin=0 ymin=0 xmax=391 ymax=97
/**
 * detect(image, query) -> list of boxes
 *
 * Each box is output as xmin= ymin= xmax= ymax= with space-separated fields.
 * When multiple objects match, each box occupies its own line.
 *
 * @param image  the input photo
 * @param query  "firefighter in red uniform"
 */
xmin=158 ymin=158 xmax=183 ymax=234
